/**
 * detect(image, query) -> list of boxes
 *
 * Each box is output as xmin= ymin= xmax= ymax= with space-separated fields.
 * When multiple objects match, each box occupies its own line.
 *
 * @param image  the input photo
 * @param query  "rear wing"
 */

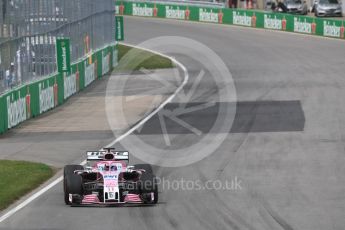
xmin=86 ymin=151 xmax=129 ymax=161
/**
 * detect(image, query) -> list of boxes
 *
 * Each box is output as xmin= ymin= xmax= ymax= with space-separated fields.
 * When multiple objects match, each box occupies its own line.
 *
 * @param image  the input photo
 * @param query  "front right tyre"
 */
xmin=63 ymin=165 xmax=83 ymax=205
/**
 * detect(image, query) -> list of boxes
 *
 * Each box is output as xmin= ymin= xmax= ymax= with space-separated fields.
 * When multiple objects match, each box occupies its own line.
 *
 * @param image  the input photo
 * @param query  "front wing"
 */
xmin=69 ymin=193 xmax=156 ymax=207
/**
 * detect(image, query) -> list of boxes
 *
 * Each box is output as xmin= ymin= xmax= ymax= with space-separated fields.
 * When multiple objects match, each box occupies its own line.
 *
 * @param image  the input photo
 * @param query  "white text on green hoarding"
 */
xmin=7 ymin=93 xmax=26 ymax=129
xmin=39 ymin=82 xmax=54 ymax=114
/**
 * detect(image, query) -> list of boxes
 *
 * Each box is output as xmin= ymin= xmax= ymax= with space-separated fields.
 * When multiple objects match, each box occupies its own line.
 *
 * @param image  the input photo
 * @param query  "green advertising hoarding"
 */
xmin=115 ymin=0 xmax=345 ymax=40
xmin=198 ymin=7 xmax=224 ymax=24
xmin=36 ymin=77 xmax=59 ymax=115
xmin=3 ymin=86 xmax=29 ymax=130
xmin=56 ymin=38 xmax=71 ymax=73
xmin=292 ymin=16 xmax=318 ymax=35
xmin=131 ymin=2 xmax=156 ymax=17
xmin=162 ymin=5 xmax=198 ymax=21
xmin=321 ymin=19 xmax=345 ymax=38
xmin=231 ymin=10 xmax=256 ymax=27
xmin=115 ymin=16 xmax=124 ymax=41
xmin=164 ymin=5 xmax=188 ymax=20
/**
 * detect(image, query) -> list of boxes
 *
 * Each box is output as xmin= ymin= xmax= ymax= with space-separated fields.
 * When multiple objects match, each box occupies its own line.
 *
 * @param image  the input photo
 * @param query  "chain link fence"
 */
xmin=0 ymin=0 xmax=115 ymax=94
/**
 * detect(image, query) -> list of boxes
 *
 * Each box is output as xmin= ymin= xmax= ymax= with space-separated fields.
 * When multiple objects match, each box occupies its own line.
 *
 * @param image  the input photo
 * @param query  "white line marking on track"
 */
xmin=105 ymin=43 xmax=189 ymax=147
xmin=0 ymin=42 xmax=189 ymax=224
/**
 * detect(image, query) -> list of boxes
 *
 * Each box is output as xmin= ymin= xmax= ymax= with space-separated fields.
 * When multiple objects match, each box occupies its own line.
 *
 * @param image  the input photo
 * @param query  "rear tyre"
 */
xmin=64 ymin=165 xmax=83 ymax=205
xmin=134 ymin=164 xmax=153 ymax=174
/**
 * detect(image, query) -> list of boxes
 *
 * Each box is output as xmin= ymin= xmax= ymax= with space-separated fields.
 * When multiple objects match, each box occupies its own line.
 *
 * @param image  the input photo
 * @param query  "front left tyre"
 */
xmin=138 ymin=173 xmax=158 ymax=204
xmin=134 ymin=164 xmax=153 ymax=174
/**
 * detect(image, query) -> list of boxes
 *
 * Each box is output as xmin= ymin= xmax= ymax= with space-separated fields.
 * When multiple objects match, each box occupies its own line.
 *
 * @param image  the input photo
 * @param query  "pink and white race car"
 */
xmin=63 ymin=148 xmax=158 ymax=206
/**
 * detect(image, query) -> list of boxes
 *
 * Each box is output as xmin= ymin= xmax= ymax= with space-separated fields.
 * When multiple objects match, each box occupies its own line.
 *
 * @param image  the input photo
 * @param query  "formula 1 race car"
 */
xmin=63 ymin=148 xmax=158 ymax=206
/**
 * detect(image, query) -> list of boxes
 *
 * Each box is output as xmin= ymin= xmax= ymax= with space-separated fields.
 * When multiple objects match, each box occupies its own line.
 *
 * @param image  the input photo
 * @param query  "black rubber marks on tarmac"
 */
xmin=135 ymin=100 xmax=305 ymax=134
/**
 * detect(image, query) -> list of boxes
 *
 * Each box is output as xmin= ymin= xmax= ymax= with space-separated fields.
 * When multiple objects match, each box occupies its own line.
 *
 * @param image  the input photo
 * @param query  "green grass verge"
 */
xmin=115 ymin=44 xmax=173 ymax=71
xmin=0 ymin=160 xmax=53 ymax=210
